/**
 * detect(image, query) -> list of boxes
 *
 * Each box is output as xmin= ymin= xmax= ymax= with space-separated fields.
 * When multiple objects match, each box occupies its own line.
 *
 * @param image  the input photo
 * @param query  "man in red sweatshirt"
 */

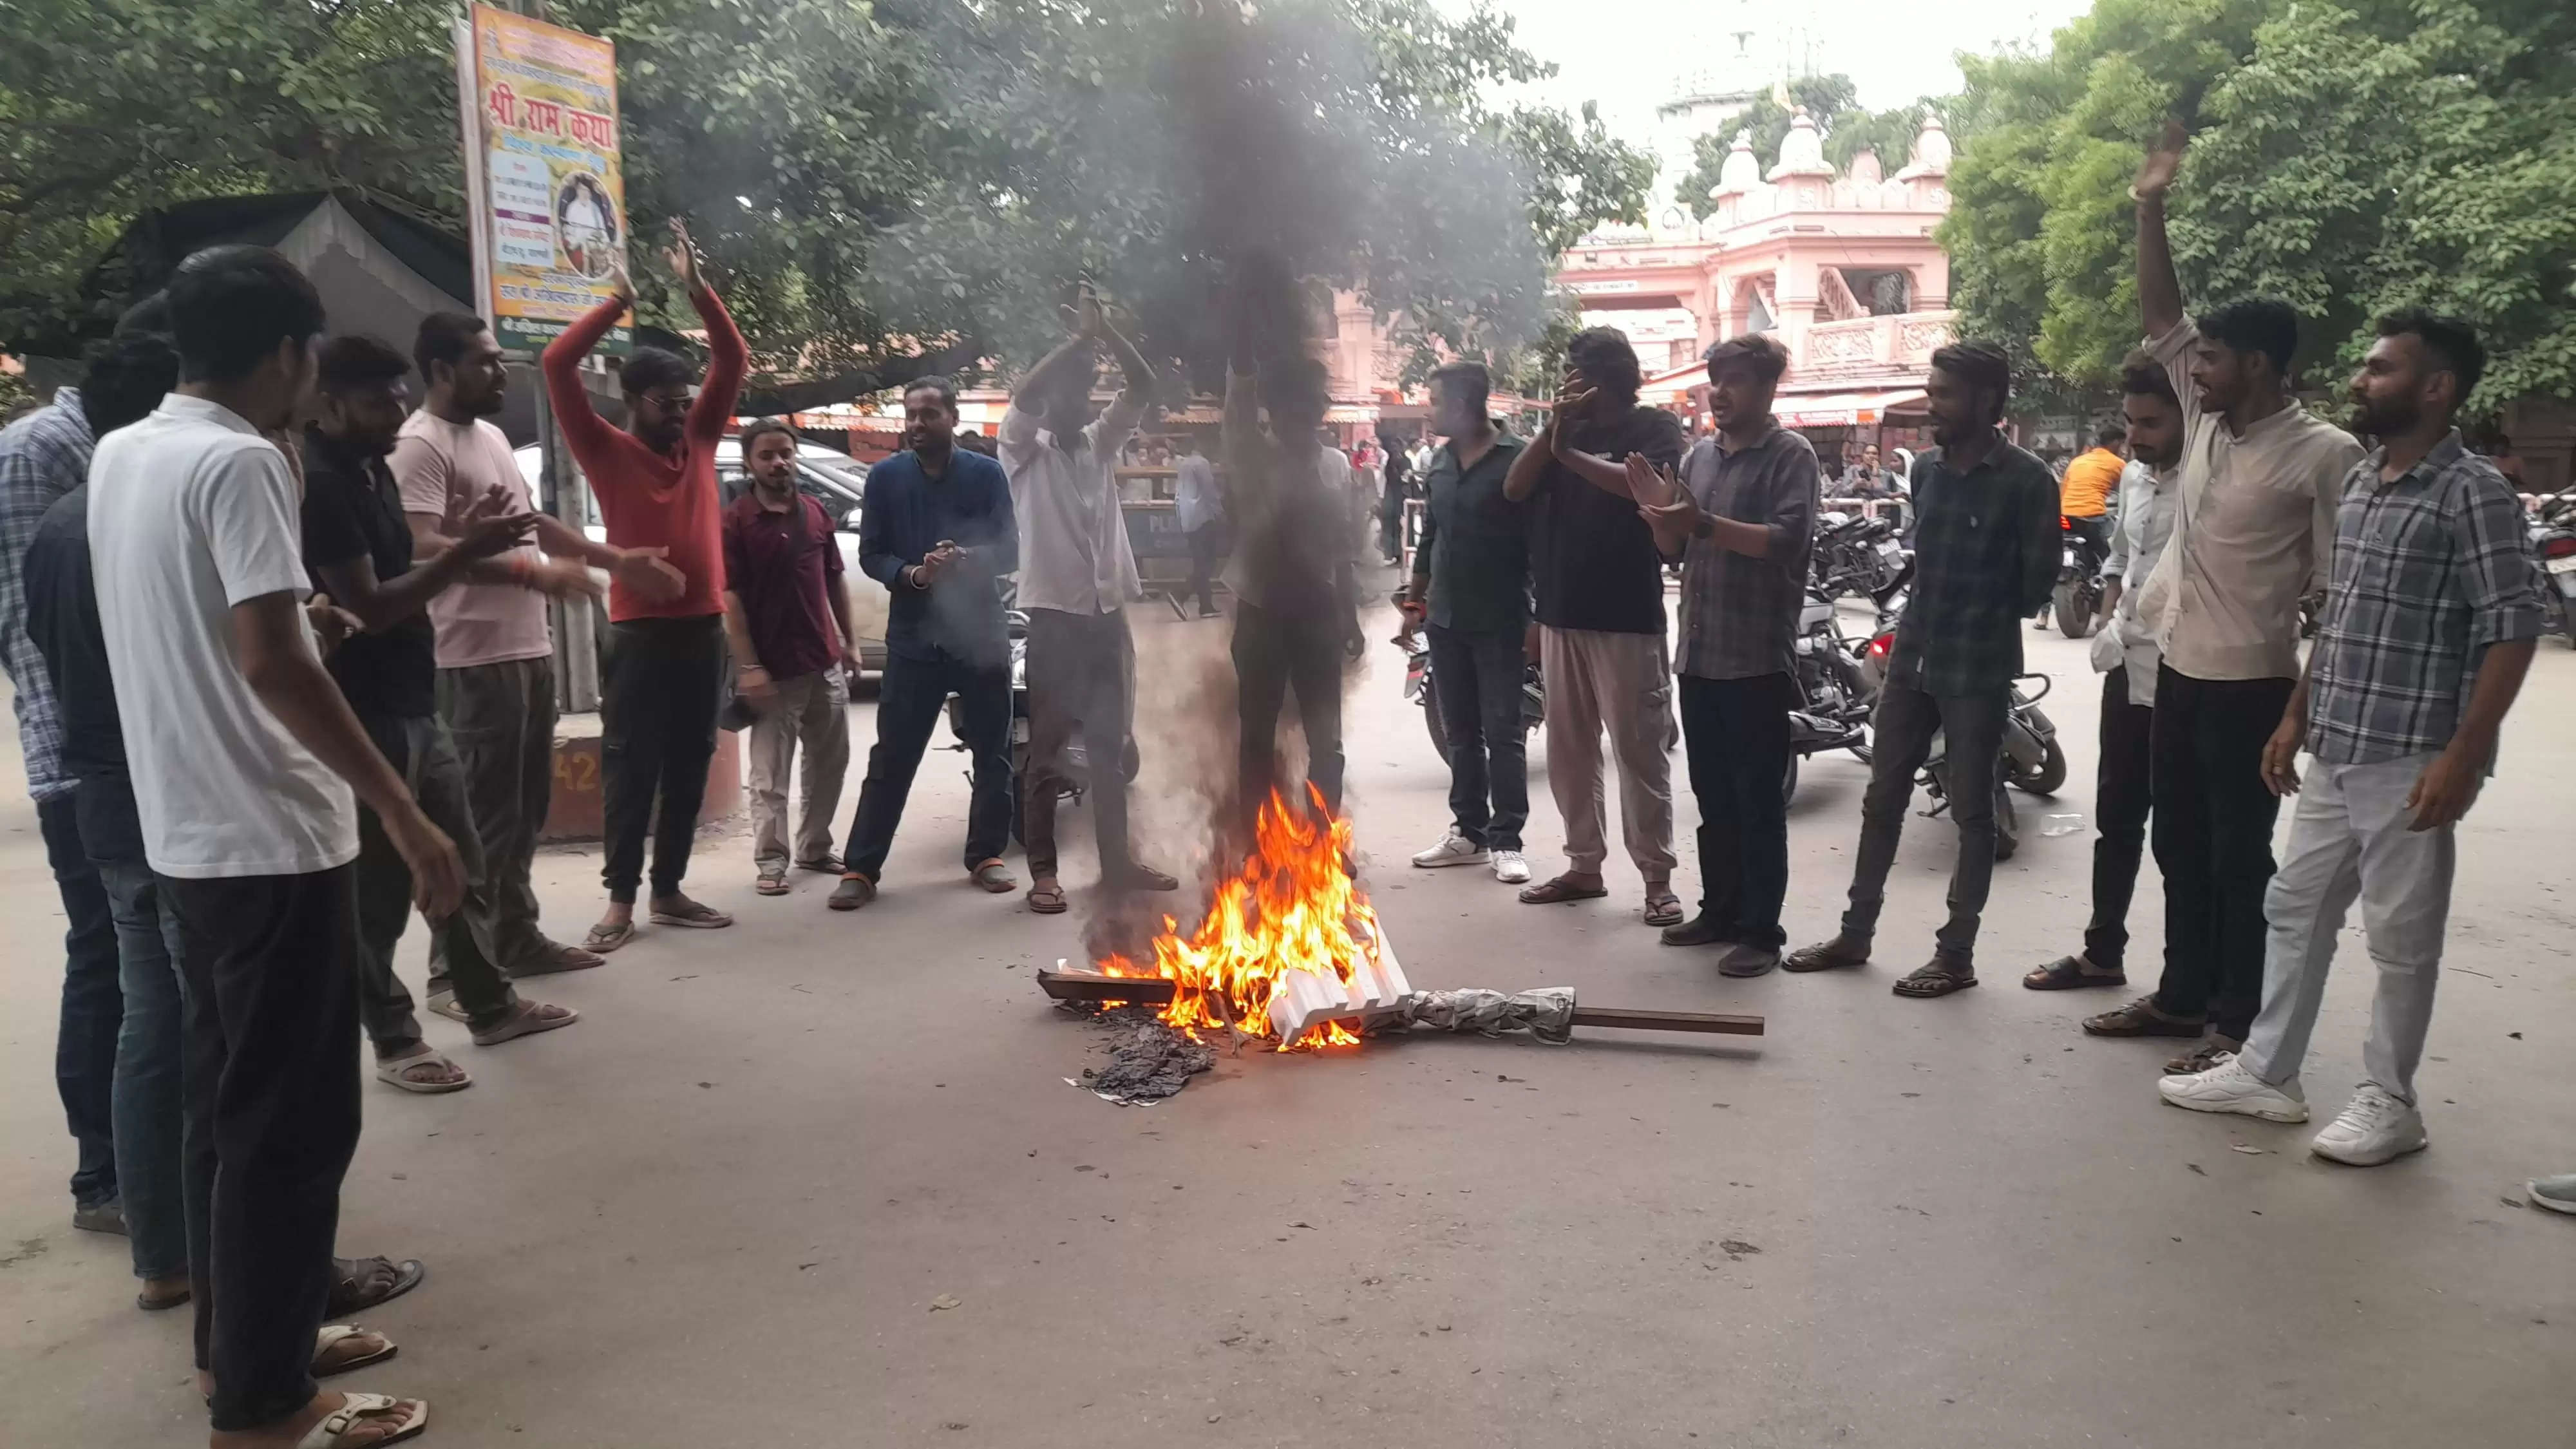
xmin=542 ymin=221 xmax=744 ymax=951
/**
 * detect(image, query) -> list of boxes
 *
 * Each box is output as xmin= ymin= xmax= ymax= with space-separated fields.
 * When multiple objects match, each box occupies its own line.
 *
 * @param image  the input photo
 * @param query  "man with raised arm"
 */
xmin=998 ymin=287 xmax=1178 ymax=915
xmin=2081 ymin=124 xmax=2364 ymax=1072
xmin=540 ymin=220 xmax=744 ymax=952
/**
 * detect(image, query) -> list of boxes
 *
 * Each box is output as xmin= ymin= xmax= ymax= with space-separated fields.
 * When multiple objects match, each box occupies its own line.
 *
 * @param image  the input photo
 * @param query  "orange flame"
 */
xmin=1099 ymin=788 xmax=1377 ymax=1050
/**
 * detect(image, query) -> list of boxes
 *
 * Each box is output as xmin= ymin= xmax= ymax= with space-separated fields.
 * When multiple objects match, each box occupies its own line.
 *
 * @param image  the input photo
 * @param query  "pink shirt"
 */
xmin=391 ymin=411 xmax=553 ymax=669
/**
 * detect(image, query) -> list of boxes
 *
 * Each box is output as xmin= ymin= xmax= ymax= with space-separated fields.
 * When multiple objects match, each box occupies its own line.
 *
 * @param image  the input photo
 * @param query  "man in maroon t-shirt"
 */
xmin=723 ymin=418 xmax=860 ymax=895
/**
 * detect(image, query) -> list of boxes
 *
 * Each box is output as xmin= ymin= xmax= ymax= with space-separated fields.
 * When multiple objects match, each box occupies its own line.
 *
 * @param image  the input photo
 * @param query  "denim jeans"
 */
xmin=95 ymin=853 xmax=188 ymax=1281
xmin=1679 ymin=671 xmax=1796 ymax=948
xmin=1426 ymin=623 xmax=1529 ymax=852
xmin=1839 ymin=677 xmax=2009 ymax=961
xmin=354 ymin=714 xmax=521 ymax=1046
xmin=600 ymin=615 xmax=726 ymax=903
xmin=41 ymin=791 xmax=120 ymax=1209
xmin=841 ymin=649 xmax=1014 ymax=880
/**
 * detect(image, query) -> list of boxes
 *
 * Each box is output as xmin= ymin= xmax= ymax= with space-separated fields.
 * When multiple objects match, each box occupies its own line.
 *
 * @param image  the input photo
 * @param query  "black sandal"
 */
xmin=2022 ymin=954 xmax=2126 ymax=991
xmin=1893 ymin=960 xmax=1979 ymax=998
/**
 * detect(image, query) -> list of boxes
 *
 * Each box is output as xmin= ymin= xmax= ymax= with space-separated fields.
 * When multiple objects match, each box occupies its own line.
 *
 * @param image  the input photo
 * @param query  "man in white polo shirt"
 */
xmin=999 ymin=289 xmax=1177 ymax=914
xmin=91 ymin=246 xmax=459 ymax=1448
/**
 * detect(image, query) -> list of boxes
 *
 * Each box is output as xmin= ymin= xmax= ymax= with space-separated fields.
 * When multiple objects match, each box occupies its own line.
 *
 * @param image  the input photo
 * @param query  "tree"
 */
xmin=1671 ymin=73 xmax=1929 ymax=219
xmin=1938 ymin=0 xmax=2576 ymax=412
xmin=0 ymin=0 xmax=1649 ymax=399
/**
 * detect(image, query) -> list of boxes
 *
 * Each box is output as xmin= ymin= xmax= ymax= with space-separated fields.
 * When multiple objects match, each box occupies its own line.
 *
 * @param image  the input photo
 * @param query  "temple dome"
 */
xmin=1766 ymin=109 xmax=1835 ymax=180
xmin=1714 ymin=131 xmax=1762 ymax=195
xmin=1895 ymin=113 xmax=1951 ymax=180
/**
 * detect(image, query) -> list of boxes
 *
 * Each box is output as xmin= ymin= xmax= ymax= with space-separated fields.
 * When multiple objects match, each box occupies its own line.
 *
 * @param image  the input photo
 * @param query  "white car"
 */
xmin=515 ymin=439 xmax=890 ymax=672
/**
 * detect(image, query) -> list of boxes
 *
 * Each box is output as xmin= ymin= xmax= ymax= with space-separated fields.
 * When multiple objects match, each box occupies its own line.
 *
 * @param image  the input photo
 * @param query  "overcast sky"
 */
xmin=1440 ymin=0 xmax=2096 ymax=142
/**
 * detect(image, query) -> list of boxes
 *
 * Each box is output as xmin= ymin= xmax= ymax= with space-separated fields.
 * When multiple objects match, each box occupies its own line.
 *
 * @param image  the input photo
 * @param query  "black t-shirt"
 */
xmin=1528 ymin=404 xmax=1687 ymax=634
xmin=21 ymin=486 xmax=144 ymax=863
xmin=300 ymin=430 xmax=438 ymax=719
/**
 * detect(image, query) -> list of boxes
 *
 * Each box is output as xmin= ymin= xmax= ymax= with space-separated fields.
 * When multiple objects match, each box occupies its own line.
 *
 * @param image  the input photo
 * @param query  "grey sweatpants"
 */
xmin=2239 ymin=750 xmax=2454 ymax=1105
xmin=1539 ymin=625 xmax=1676 ymax=880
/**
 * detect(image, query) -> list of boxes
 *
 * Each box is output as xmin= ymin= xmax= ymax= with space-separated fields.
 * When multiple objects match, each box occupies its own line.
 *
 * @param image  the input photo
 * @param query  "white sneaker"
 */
xmin=2309 ymin=1084 xmax=2427 ymax=1166
xmin=1411 ymin=831 xmax=1489 ymax=869
xmin=1491 ymin=849 xmax=1531 ymax=885
xmin=2155 ymin=1054 xmax=2311 ymax=1122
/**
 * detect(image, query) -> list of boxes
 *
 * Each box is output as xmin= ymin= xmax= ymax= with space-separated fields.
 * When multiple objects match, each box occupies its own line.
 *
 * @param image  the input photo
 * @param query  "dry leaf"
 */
xmin=929 ymin=1294 xmax=961 ymax=1311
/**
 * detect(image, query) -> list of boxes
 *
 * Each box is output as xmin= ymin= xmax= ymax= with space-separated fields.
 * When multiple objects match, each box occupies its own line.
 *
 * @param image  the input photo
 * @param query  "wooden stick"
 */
xmin=1036 ymin=967 xmax=1763 ymax=1036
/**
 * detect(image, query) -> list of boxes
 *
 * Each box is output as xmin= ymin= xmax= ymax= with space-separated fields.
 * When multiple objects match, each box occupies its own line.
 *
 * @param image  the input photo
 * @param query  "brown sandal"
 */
xmin=1518 ymin=874 xmax=1608 ymax=905
xmin=1028 ymin=882 xmax=1068 ymax=914
xmin=1893 ymin=959 xmax=1979 ymax=998
xmin=2023 ymin=954 xmax=2126 ymax=990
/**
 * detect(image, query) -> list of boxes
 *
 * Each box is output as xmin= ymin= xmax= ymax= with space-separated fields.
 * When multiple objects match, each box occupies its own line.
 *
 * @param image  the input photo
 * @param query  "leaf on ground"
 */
xmin=929 ymin=1293 xmax=961 ymax=1311
xmin=2186 ymin=1163 xmax=2208 ymax=1176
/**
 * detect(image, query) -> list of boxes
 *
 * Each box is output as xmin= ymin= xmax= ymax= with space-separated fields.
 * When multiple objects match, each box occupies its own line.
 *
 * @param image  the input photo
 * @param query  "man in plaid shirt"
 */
xmin=0 ymin=376 xmax=122 ymax=1233
xmin=2161 ymin=310 xmax=2543 ymax=1166
xmin=1785 ymin=340 xmax=2059 ymax=995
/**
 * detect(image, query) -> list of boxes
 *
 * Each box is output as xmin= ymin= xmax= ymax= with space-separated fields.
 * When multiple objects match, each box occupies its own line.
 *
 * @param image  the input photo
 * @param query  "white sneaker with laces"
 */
xmin=2309 ymin=1084 xmax=2427 ymax=1166
xmin=1411 ymin=831 xmax=1489 ymax=869
xmin=2155 ymin=1054 xmax=2310 ymax=1122
xmin=1491 ymin=849 xmax=1531 ymax=885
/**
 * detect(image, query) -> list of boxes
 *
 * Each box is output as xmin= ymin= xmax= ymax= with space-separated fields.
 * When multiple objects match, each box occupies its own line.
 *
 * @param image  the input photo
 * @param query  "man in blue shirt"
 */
xmin=830 ymin=377 xmax=1019 ymax=909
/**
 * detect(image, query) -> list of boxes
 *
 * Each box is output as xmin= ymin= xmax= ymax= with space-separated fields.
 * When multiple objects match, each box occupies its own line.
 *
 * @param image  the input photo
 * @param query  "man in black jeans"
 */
xmin=1400 ymin=362 xmax=1533 ymax=885
xmin=300 ymin=336 xmax=582 ymax=1094
xmin=830 ymin=377 xmax=1018 ymax=908
xmin=1638 ymin=334 xmax=1819 ymax=977
xmin=1786 ymin=341 xmax=2059 ymax=996
xmin=1222 ymin=354 xmax=1364 ymax=833
xmin=91 ymin=245 xmax=461 ymax=1448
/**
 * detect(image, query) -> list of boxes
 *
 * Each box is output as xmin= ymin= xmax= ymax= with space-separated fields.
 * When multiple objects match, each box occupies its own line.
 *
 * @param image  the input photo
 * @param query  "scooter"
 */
xmin=1783 ymin=585 xmax=1876 ymax=805
xmin=2528 ymin=491 xmax=2576 ymax=645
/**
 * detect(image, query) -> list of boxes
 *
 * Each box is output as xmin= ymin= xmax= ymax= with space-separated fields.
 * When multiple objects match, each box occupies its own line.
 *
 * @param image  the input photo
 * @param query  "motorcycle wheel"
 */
xmin=2012 ymin=736 xmax=2069 ymax=797
xmin=1993 ymin=773 xmax=2020 ymax=861
xmin=1781 ymin=753 xmax=1799 ymax=810
xmin=1421 ymin=676 xmax=1451 ymax=762
xmin=2053 ymin=584 xmax=2092 ymax=638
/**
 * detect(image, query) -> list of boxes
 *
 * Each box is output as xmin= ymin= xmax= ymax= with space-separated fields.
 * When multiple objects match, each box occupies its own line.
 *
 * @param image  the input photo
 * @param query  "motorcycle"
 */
xmin=1810 ymin=510 xmax=1910 ymax=602
xmin=1857 ymin=631 xmax=2065 ymax=860
xmin=2528 ymin=491 xmax=2576 ymax=646
xmin=2052 ymin=515 xmax=2108 ymax=638
xmin=1401 ymin=627 xmax=1544 ymax=761
xmin=1783 ymin=584 xmax=1876 ymax=806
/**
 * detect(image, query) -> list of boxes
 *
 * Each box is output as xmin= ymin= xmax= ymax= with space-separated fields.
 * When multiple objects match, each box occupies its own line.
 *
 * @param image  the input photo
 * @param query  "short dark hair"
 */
xmin=2375 ymin=307 xmax=2485 ymax=402
xmin=166 ymin=246 xmax=325 ymax=384
xmin=904 ymin=375 xmax=959 ymax=411
xmin=115 ymin=292 xmax=173 ymax=339
xmin=316 ymin=334 xmax=411 ymax=395
xmin=1703 ymin=332 xmax=1790 ymax=388
xmin=739 ymin=415 xmax=797 ymax=454
xmin=619 ymin=345 xmax=697 ymax=396
xmin=1566 ymin=327 xmax=1642 ymax=402
xmin=2196 ymin=298 xmax=2299 ymax=375
xmin=414 ymin=311 xmax=492 ymax=383
xmin=2094 ymin=423 xmax=2128 ymax=448
xmin=1428 ymin=360 xmax=1491 ymax=413
xmin=78 ymin=331 xmax=181 ymax=437
xmin=1258 ymin=357 xmax=1331 ymax=419
xmin=2117 ymin=349 xmax=2177 ymax=405
xmin=1929 ymin=339 xmax=2012 ymax=423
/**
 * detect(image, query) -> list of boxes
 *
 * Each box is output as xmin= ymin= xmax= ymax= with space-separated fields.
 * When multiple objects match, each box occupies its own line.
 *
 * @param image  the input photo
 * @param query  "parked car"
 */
xmin=515 ymin=439 xmax=890 ymax=672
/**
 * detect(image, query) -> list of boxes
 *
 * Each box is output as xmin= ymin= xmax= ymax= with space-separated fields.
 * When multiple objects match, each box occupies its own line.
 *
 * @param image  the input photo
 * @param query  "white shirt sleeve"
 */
xmin=997 ymin=404 xmax=1042 ymax=458
xmin=200 ymin=441 xmax=313 ymax=607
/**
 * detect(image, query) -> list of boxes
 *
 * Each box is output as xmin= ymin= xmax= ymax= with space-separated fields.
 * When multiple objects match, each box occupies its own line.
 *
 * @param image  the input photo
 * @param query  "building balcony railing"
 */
xmin=1792 ymin=310 xmax=1956 ymax=381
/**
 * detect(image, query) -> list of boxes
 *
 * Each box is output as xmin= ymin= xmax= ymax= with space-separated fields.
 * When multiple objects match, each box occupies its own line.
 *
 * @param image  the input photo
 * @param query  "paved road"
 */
xmin=2 ymin=589 xmax=2569 ymax=1446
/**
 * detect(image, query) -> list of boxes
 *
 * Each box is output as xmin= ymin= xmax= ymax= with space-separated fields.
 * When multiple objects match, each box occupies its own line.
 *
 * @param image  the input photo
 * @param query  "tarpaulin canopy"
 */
xmin=1776 ymin=388 xmax=1928 ymax=428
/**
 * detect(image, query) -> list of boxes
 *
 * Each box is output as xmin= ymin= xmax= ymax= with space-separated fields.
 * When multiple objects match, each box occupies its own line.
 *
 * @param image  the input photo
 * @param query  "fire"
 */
xmin=1098 ymin=789 xmax=1379 ymax=1050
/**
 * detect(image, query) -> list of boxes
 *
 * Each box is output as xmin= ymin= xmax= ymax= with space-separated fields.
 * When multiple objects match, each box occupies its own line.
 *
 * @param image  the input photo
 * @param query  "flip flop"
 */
xmin=137 ymin=1282 xmax=191 ymax=1312
xmin=1029 ymin=882 xmax=1068 ymax=914
xmin=327 ymin=1257 xmax=426 ymax=1319
xmin=1893 ymin=961 xmax=1980 ymax=998
xmin=294 ymin=1391 xmax=428 ymax=1449
xmin=971 ymin=858 xmax=1019 ymax=894
xmin=1642 ymin=890 xmax=1684 ymax=928
xmin=2023 ymin=954 xmax=2126 ymax=990
xmin=755 ymin=866 xmax=790 ymax=896
xmin=469 ymin=1001 xmax=580 ymax=1047
xmin=582 ymin=920 xmax=637 ymax=954
xmin=649 ymin=898 xmax=735 ymax=928
xmin=1519 ymin=875 xmax=1609 ymax=905
xmin=374 ymin=1049 xmax=471 ymax=1094
xmin=312 ymin=1324 xmax=399 ymax=1379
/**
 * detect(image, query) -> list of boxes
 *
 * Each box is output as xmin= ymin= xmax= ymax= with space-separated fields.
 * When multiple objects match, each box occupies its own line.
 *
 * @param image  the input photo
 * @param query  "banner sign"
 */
xmin=457 ymin=5 xmax=629 ymax=357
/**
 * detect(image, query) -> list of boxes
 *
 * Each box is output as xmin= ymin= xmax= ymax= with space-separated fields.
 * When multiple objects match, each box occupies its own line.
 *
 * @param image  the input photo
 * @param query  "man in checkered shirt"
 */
xmin=0 ymin=369 xmax=122 ymax=1234
xmin=2161 ymin=310 xmax=2544 ymax=1167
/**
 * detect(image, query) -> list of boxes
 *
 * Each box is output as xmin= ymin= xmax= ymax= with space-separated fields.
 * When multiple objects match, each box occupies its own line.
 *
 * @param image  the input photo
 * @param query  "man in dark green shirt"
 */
xmin=1400 ymin=362 xmax=1533 ymax=884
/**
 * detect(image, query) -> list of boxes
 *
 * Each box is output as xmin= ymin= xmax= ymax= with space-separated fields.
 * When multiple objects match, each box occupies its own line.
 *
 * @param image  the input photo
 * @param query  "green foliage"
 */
xmin=1940 ymin=0 xmax=2576 ymax=410
xmin=1671 ymin=73 xmax=1929 ymax=219
xmin=0 ymin=0 xmax=1649 ymax=401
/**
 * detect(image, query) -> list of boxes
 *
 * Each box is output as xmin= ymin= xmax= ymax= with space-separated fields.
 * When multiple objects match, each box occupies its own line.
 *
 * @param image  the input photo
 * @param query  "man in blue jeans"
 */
xmin=830 ymin=377 xmax=1018 ymax=909
xmin=1401 ymin=361 xmax=1533 ymax=886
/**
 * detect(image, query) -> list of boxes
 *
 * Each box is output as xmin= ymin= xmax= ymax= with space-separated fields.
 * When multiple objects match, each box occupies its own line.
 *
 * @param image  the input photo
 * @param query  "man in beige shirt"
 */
xmin=2081 ymin=124 xmax=2364 ymax=1069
